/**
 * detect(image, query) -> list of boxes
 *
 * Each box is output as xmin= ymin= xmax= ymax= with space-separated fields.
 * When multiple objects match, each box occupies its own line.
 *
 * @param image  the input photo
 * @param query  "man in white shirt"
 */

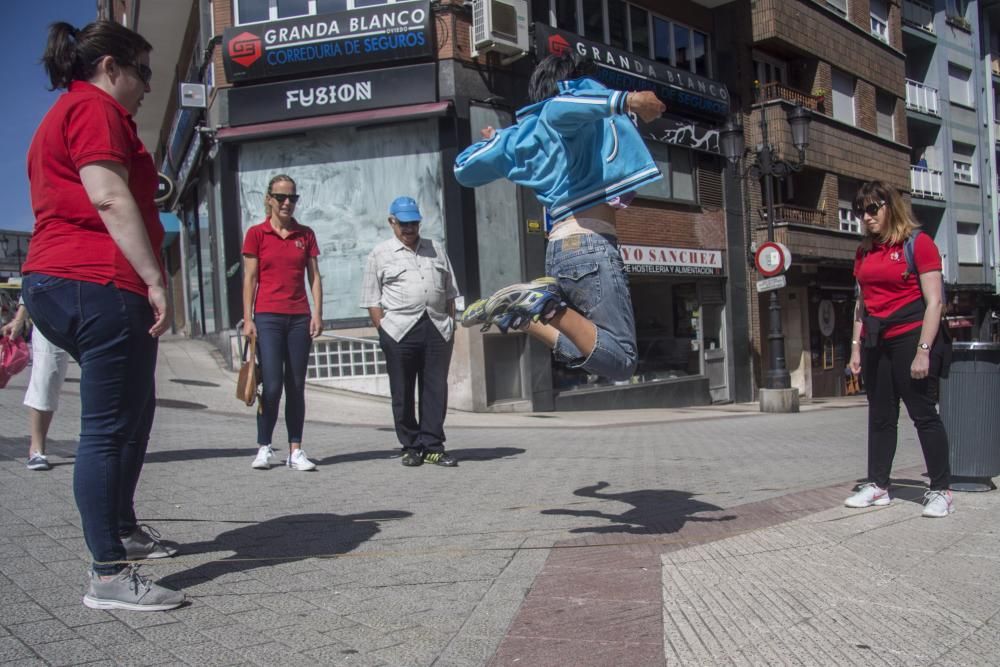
xmin=360 ymin=197 xmax=460 ymax=467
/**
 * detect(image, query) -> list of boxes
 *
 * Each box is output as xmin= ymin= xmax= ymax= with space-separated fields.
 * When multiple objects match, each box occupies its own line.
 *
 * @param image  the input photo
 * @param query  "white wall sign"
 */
xmin=620 ymin=244 xmax=724 ymax=276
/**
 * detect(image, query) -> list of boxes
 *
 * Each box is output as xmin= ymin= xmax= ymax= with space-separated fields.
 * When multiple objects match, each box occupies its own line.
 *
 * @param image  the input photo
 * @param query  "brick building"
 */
xmin=112 ymin=0 xmax=760 ymax=412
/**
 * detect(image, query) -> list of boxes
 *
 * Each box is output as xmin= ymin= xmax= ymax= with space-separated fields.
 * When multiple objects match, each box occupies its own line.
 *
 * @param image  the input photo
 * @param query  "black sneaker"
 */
xmin=401 ymin=449 xmax=424 ymax=467
xmin=423 ymin=451 xmax=457 ymax=467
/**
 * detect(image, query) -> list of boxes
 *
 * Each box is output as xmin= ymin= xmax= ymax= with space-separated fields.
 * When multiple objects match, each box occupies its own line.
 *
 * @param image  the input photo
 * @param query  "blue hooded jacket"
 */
xmin=453 ymin=77 xmax=663 ymax=230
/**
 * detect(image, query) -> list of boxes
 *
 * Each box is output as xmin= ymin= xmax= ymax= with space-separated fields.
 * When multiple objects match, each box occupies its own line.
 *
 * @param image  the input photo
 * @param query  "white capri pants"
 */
xmin=24 ymin=327 xmax=69 ymax=412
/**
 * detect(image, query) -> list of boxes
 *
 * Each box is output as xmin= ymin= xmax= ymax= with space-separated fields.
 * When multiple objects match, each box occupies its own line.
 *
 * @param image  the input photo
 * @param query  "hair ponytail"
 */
xmin=40 ymin=20 xmax=153 ymax=91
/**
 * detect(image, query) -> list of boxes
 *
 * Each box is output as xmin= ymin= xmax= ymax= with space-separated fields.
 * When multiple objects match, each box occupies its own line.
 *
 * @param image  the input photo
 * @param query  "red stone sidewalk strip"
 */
xmin=488 ymin=469 xmax=924 ymax=667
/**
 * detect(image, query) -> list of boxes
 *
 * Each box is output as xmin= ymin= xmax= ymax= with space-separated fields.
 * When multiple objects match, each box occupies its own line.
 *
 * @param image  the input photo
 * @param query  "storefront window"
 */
xmin=197 ymin=189 xmax=216 ymax=334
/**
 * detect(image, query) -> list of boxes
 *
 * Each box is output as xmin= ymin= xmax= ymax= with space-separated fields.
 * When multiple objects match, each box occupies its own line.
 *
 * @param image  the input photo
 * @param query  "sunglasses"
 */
xmin=129 ymin=62 xmax=153 ymax=86
xmin=390 ymin=217 xmax=420 ymax=226
xmin=853 ymin=201 xmax=885 ymax=218
xmin=269 ymin=193 xmax=300 ymax=204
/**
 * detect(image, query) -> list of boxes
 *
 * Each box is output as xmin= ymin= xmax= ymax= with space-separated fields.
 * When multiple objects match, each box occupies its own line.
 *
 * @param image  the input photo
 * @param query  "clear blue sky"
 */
xmin=2 ymin=2 xmax=98 ymax=233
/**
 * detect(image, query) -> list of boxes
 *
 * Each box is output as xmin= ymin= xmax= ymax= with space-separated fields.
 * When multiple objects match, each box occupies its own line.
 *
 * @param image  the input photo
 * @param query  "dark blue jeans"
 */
xmin=255 ymin=313 xmax=311 ymax=446
xmin=22 ymin=274 xmax=157 ymax=575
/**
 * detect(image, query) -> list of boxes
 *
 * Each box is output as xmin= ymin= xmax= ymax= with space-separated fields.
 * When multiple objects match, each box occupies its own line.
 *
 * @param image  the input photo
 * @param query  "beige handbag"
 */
xmin=236 ymin=332 xmax=260 ymax=407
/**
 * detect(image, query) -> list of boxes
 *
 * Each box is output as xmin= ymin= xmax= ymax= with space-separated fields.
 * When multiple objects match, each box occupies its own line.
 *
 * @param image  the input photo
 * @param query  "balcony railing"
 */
xmin=902 ymin=0 xmax=934 ymax=33
xmin=761 ymin=204 xmax=826 ymax=226
xmin=905 ymin=79 xmax=940 ymax=116
xmin=910 ymin=165 xmax=945 ymax=199
xmin=757 ymin=82 xmax=822 ymax=111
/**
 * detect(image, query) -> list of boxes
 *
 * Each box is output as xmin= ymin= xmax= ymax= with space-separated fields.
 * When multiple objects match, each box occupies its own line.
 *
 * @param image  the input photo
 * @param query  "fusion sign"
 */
xmin=223 ymin=0 xmax=433 ymax=83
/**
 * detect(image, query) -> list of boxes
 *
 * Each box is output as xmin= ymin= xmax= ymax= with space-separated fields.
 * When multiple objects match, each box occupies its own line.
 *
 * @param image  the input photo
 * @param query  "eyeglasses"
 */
xmin=129 ymin=62 xmax=153 ymax=86
xmin=269 ymin=193 xmax=300 ymax=204
xmin=853 ymin=201 xmax=885 ymax=218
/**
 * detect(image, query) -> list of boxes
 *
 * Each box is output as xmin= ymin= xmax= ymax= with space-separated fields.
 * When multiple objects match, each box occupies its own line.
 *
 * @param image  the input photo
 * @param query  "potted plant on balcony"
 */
xmin=811 ymin=87 xmax=828 ymax=113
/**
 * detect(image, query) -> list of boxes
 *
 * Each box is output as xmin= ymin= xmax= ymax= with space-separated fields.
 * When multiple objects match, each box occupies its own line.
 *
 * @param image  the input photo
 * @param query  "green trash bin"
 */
xmin=939 ymin=342 xmax=1000 ymax=491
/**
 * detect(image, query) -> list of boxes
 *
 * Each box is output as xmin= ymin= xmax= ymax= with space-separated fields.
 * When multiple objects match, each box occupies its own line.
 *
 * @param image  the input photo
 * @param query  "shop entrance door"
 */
xmin=700 ymin=285 xmax=729 ymax=403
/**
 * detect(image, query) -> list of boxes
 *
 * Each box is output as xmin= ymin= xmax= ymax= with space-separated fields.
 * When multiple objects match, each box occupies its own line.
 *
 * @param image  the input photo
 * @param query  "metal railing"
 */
xmin=910 ymin=165 xmax=945 ymax=199
xmin=757 ymin=82 xmax=822 ymax=111
xmin=761 ymin=204 xmax=826 ymax=226
xmin=902 ymin=0 xmax=934 ymax=33
xmin=905 ymin=79 xmax=940 ymax=116
xmin=307 ymin=334 xmax=387 ymax=380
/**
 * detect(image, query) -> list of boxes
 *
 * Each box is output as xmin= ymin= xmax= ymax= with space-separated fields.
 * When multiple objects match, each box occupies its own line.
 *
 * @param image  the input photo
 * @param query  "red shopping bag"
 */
xmin=0 ymin=336 xmax=30 ymax=388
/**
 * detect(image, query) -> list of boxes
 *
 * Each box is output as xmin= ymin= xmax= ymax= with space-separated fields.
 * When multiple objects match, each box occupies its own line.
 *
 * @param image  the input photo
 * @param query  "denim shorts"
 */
xmin=545 ymin=233 xmax=637 ymax=381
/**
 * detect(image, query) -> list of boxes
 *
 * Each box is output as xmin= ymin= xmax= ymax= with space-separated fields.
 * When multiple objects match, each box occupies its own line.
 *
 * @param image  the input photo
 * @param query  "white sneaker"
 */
xmin=922 ymin=489 xmax=954 ymax=518
xmin=252 ymin=445 xmax=275 ymax=470
xmin=286 ymin=449 xmax=317 ymax=471
xmin=844 ymin=482 xmax=891 ymax=508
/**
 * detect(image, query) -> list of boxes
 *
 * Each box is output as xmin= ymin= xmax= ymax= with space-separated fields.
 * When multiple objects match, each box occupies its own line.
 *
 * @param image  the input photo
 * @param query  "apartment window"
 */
xmin=636 ymin=144 xmax=696 ymax=203
xmin=608 ymin=0 xmax=627 ymax=49
xmin=630 ymin=5 xmax=650 ymax=56
xmin=876 ymin=92 xmax=895 ymax=140
xmin=838 ymin=180 xmax=860 ymax=234
xmin=583 ymin=0 xmax=604 ymax=41
xmin=946 ymin=0 xmax=967 ymax=19
xmin=957 ymin=222 xmax=981 ymax=263
xmin=831 ymin=68 xmax=855 ymax=125
xmin=555 ymin=0 xmax=578 ymax=32
xmin=826 ymin=0 xmax=847 ymax=17
xmin=870 ymin=0 xmax=889 ymax=42
xmin=948 ymin=64 xmax=972 ymax=106
xmin=953 ymin=142 xmax=975 ymax=183
xmin=236 ymin=0 xmax=381 ymax=23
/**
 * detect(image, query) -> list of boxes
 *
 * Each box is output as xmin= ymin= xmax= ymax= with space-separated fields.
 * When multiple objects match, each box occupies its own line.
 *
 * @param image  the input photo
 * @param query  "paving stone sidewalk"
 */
xmin=0 ymin=336 xmax=994 ymax=666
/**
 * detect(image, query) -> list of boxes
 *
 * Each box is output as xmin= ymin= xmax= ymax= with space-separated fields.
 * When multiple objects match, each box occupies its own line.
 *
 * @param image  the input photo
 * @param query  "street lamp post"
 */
xmin=720 ymin=90 xmax=812 ymax=398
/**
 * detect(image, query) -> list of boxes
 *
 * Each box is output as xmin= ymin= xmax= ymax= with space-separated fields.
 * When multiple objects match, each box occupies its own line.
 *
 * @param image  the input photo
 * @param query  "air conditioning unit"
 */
xmin=471 ymin=0 xmax=529 ymax=58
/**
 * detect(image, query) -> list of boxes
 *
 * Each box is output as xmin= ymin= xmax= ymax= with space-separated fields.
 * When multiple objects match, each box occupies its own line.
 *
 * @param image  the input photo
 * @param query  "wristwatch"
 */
xmin=918 ymin=342 xmax=931 ymax=351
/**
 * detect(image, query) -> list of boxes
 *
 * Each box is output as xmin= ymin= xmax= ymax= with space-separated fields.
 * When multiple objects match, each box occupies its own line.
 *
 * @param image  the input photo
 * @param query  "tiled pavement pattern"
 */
xmin=0 ymin=336 xmax=993 ymax=666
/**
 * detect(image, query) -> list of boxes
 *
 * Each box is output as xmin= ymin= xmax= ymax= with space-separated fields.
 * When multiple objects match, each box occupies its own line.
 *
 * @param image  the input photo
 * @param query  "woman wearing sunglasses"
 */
xmin=242 ymin=175 xmax=323 ymax=471
xmin=20 ymin=21 xmax=184 ymax=611
xmin=845 ymin=181 xmax=953 ymax=518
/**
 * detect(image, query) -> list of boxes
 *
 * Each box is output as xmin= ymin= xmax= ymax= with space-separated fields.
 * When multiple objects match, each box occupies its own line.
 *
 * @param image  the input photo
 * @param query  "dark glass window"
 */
xmin=608 ymin=0 xmax=627 ymax=49
xmin=653 ymin=17 xmax=671 ymax=65
xmin=237 ymin=0 xmax=269 ymax=24
xmin=692 ymin=31 xmax=707 ymax=75
xmin=276 ymin=0 xmax=310 ymax=18
xmin=583 ymin=0 xmax=604 ymax=41
xmin=316 ymin=0 xmax=349 ymax=12
xmin=354 ymin=0 xmax=388 ymax=7
xmin=556 ymin=0 xmax=578 ymax=32
xmin=630 ymin=6 xmax=649 ymax=57
xmin=674 ymin=24 xmax=690 ymax=71
xmin=532 ymin=0 xmax=551 ymax=26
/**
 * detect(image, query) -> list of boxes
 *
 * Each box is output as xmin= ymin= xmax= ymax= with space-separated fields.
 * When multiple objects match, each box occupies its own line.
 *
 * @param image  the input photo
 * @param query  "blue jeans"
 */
xmin=255 ymin=313 xmax=312 ymax=446
xmin=546 ymin=234 xmax=637 ymax=381
xmin=22 ymin=274 xmax=157 ymax=575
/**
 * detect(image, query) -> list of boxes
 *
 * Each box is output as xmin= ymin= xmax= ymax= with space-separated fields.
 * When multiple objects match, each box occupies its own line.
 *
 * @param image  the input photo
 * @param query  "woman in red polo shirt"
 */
xmin=20 ymin=21 xmax=183 ymax=611
xmin=845 ymin=181 xmax=952 ymax=518
xmin=242 ymin=174 xmax=323 ymax=471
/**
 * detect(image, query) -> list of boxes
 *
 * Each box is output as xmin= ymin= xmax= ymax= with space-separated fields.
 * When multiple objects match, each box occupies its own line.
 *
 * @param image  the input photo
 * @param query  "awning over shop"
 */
xmin=160 ymin=212 xmax=181 ymax=249
xmin=215 ymin=101 xmax=451 ymax=143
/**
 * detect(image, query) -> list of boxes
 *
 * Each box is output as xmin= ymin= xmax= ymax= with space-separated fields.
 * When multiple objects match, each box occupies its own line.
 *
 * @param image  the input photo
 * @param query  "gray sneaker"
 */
xmin=121 ymin=524 xmax=179 ymax=560
xmin=83 ymin=565 xmax=185 ymax=611
xmin=26 ymin=453 xmax=52 ymax=471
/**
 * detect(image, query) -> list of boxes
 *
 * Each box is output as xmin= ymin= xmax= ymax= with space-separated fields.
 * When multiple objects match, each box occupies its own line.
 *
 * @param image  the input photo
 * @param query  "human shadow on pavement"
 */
xmin=541 ymin=481 xmax=736 ymax=535
xmin=144 ymin=447 xmax=251 ymax=463
xmin=316 ymin=446 xmax=524 ymax=465
xmin=157 ymin=511 xmax=410 ymax=588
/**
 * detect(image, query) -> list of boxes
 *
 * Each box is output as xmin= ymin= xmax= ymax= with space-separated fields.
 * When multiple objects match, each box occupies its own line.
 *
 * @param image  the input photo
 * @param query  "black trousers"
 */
xmin=378 ymin=314 xmax=453 ymax=452
xmin=863 ymin=329 xmax=951 ymax=490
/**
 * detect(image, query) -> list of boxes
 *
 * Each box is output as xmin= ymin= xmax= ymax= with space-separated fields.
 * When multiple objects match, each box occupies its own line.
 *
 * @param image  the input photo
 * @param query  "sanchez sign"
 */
xmin=223 ymin=0 xmax=433 ymax=83
xmin=620 ymin=244 xmax=724 ymax=276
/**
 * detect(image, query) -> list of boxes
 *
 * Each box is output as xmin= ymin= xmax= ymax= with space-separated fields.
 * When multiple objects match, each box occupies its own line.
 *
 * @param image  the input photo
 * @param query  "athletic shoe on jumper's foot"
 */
xmin=489 ymin=310 xmax=531 ymax=335
xmin=121 ymin=525 xmax=178 ymax=560
xmin=252 ymin=445 xmax=275 ymax=470
xmin=286 ymin=449 xmax=317 ymax=471
xmin=484 ymin=278 xmax=565 ymax=327
xmin=26 ymin=453 xmax=51 ymax=471
xmin=82 ymin=565 xmax=185 ymax=612
xmin=461 ymin=299 xmax=490 ymax=328
xmin=922 ymin=489 xmax=954 ymax=518
xmin=844 ymin=482 xmax=891 ymax=508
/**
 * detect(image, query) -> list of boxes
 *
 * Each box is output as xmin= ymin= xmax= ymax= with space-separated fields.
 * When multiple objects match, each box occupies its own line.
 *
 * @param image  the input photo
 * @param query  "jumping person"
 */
xmin=453 ymin=54 xmax=665 ymax=381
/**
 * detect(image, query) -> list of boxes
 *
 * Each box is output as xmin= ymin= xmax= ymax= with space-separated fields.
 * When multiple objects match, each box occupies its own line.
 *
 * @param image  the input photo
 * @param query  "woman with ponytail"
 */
xmin=20 ymin=21 xmax=184 ymax=611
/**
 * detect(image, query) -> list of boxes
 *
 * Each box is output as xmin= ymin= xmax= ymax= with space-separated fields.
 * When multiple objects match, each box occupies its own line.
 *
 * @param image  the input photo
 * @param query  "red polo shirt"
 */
xmin=243 ymin=219 xmax=319 ymax=315
xmin=22 ymin=81 xmax=163 ymax=297
xmin=855 ymin=232 xmax=942 ymax=339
